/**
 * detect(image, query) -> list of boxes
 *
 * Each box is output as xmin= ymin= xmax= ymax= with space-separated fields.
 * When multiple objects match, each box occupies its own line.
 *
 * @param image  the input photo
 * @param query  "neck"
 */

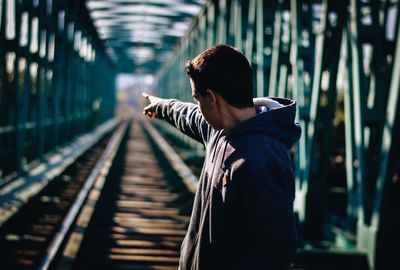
xmin=221 ymin=105 xmax=256 ymax=133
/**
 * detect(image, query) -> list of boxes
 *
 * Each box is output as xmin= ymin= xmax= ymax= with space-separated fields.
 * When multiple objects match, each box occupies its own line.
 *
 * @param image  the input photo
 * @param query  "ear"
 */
xmin=206 ymin=89 xmax=218 ymax=106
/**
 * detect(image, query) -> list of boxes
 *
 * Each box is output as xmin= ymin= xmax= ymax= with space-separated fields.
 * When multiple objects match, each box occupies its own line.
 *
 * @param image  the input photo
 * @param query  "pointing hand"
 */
xmin=142 ymin=92 xmax=163 ymax=118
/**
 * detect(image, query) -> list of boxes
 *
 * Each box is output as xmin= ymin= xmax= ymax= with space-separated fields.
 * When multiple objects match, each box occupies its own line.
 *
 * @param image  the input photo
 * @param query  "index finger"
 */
xmin=142 ymin=92 xmax=150 ymax=99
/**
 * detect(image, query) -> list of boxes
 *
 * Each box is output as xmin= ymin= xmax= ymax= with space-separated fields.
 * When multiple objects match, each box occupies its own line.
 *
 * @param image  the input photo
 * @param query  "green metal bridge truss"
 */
xmin=0 ymin=0 xmax=116 ymax=178
xmin=0 ymin=0 xmax=399 ymax=269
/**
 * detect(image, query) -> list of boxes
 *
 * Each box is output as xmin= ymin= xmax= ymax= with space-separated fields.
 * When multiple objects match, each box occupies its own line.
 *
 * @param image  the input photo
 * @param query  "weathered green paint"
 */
xmin=0 ymin=0 xmax=116 ymax=182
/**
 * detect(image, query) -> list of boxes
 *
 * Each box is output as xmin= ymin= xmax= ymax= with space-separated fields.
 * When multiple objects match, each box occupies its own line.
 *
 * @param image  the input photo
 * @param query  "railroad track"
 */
xmin=0 ymin=119 xmax=195 ymax=269
xmin=67 ymin=120 xmax=191 ymax=270
xmin=0 ymin=118 xmax=370 ymax=270
xmin=0 ymin=124 xmax=116 ymax=269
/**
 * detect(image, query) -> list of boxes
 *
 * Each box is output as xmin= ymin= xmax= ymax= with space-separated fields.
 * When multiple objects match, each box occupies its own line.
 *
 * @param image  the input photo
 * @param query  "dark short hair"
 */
xmin=185 ymin=44 xmax=254 ymax=108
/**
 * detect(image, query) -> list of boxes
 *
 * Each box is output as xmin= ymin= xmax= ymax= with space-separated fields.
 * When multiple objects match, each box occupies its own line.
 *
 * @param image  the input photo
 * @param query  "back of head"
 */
xmin=185 ymin=44 xmax=254 ymax=108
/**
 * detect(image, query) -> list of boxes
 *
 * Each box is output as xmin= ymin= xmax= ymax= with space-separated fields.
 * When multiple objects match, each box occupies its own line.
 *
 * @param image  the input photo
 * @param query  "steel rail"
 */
xmin=37 ymin=121 xmax=128 ymax=270
xmin=141 ymin=117 xmax=198 ymax=194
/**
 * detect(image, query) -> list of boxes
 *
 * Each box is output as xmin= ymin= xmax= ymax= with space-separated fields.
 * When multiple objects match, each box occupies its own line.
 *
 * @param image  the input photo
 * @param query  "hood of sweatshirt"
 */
xmin=226 ymin=97 xmax=301 ymax=148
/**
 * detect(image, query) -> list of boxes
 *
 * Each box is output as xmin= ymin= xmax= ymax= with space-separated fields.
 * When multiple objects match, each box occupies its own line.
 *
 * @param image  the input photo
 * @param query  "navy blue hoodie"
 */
xmin=155 ymin=97 xmax=301 ymax=270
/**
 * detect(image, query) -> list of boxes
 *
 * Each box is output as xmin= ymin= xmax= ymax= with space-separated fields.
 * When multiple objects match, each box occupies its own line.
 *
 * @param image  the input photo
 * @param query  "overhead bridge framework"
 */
xmin=0 ymin=1 xmax=399 ymax=270
xmin=0 ymin=0 xmax=116 ymax=178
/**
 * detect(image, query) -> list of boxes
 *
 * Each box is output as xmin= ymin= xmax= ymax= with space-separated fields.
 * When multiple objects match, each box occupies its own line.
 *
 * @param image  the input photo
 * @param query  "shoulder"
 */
xmin=229 ymin=145 xmax=295 ymax=194
xmin=229 ymin=134 xmax=287 ymax=163
xmin=229 ymin=154 xmax=266 ymax=179
xmin=226 ymin=136 xmax=293 ymax=179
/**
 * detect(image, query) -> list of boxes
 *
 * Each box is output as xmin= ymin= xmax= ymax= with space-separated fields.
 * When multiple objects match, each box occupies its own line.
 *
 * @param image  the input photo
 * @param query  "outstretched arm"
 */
xmin=143 ymin=92 xmax=212 ymax=144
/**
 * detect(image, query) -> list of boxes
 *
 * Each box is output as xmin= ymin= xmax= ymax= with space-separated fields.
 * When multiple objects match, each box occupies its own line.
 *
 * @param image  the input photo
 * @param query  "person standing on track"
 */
xmin=143 ymin=44 xmax=301 ymax=270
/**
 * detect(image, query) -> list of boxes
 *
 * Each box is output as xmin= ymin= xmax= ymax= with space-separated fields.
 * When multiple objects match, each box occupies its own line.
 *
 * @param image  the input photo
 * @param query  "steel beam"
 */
xmin=0 ymin=0 xmax=116 ymax=185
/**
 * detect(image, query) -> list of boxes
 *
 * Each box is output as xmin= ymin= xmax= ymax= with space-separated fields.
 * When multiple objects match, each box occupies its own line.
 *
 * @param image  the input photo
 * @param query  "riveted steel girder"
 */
xmin=0 ymin=0 xmax=116 ymax=184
